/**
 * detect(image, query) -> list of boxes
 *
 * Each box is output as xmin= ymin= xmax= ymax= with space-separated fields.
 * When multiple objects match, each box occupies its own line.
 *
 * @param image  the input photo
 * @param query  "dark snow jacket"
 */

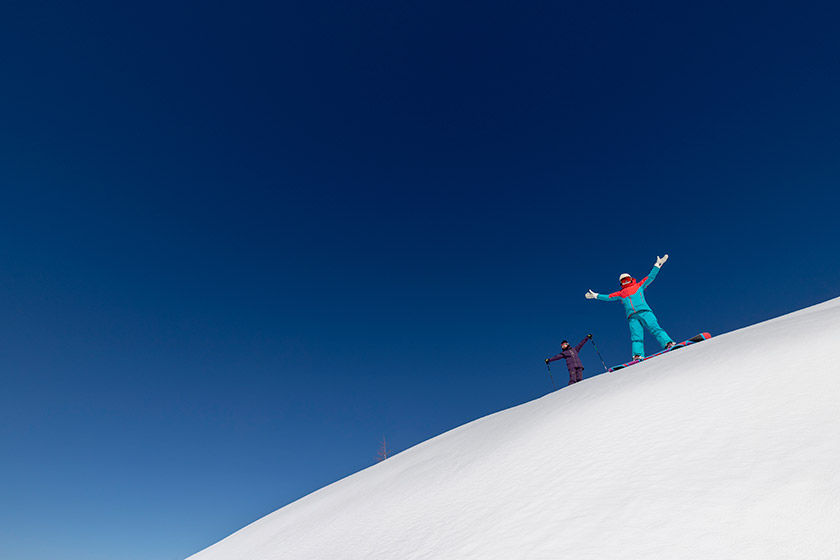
xmin=547 ymin=336 xmax=589 ymax=373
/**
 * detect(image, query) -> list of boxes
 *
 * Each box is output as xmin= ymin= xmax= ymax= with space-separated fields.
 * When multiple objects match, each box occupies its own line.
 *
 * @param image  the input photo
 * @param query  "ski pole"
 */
xmin=589 ymin=335 xmax=609 ymax=373
xmin=544 ymin=360 xmax=557 ymax=390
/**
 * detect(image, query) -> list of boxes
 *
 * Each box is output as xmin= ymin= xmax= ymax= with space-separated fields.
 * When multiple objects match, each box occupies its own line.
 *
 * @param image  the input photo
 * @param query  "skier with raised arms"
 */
xmin=585 ymin=254 xmax=675 ymax=360
xmin=545 ymin=335 xmax=592 ymax=385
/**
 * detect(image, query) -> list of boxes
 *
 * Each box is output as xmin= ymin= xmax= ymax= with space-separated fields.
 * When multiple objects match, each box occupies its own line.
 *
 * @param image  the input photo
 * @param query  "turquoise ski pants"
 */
xmin=628 ymin=310 xmax=673 ymax=358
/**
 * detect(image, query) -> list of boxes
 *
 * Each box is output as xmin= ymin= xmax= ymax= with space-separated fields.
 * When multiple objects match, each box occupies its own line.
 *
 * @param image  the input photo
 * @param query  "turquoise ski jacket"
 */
xmin=596 ymin=265 xmax=661 ymax=317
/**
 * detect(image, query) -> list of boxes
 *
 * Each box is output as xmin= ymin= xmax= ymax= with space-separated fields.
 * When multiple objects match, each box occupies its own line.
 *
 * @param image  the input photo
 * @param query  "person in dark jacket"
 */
xmin=546 ymin=334 xmax=592 ymax=385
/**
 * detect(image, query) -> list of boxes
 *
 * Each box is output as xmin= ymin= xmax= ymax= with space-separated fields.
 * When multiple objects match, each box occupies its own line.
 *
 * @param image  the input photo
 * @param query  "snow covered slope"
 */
xmin=188 ymin=298 xmax=840 ymax=560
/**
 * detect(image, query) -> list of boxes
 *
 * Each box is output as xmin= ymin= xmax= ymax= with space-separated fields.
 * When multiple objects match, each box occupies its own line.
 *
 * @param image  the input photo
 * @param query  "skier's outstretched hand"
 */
xmin=655 ymin=254 xmax=669 ymax=268
xmin=585 ymin=289 xmax=598 ymax=299
xmin=587 ymin=333 xmax=593 ymax=339
xmin=545 ymin=358 xmax=549 ymax=364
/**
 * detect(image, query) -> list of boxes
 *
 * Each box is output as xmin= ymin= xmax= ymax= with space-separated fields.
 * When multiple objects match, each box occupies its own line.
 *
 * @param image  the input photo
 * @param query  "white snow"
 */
xmin=188 ymin=297 xmax=840 ymax=560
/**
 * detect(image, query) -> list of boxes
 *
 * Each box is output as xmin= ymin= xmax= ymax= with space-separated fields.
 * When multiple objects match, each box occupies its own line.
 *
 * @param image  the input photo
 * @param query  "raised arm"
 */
xmin=574 ymin=334 xmax=591 ymax=352
xmin=641 ymin=254 xmax=668 ymax=289
xmin=586 ymin=289 xmax=620 ymax=302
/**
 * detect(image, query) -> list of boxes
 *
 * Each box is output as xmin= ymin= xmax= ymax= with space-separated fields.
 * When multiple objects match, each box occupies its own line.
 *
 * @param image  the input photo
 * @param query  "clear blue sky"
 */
xmin=2 ymin=1 xmax=839 ymax=559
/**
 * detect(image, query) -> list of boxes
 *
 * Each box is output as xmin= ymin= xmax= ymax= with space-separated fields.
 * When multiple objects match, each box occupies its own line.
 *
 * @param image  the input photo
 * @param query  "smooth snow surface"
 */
xmin=189 ymin=298 xmax=840 ymax=560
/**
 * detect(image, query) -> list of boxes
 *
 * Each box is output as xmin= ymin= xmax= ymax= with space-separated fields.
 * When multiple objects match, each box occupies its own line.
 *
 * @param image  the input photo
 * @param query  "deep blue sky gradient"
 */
xmin=2 ymin=1 xmax=840 ymax=559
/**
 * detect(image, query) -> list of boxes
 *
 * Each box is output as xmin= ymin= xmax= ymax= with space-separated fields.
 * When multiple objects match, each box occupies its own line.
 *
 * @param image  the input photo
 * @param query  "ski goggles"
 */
xmin=620 ymin=276 xmax=634 ymax=285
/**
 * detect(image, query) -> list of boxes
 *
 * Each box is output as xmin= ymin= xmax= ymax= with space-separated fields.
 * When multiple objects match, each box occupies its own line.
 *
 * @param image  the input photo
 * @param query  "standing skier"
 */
xmin=585 ymin=254 xmax=675 ymax=360
xmin=546 ymin=335 xmax=591 ymax=385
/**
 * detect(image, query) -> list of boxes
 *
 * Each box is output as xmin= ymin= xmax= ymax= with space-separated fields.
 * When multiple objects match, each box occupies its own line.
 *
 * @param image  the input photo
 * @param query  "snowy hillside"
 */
xmin=188 ymin=298 xmax=840 ymax=560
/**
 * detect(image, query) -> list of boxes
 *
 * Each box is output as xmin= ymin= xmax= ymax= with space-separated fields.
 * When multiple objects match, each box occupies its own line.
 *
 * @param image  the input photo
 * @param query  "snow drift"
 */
xmin=188 ymin=297 xmax=840 ymax=560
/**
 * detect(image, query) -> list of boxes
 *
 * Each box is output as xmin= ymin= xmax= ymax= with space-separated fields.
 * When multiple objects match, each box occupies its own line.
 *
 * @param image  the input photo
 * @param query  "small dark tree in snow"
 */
xmin=377 ymin=436 xmax=389 ymax=462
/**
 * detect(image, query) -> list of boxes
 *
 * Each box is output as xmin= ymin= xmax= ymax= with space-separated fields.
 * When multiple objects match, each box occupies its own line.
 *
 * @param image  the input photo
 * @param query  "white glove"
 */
xmin=655 ymin=254 xmax=669 ymax=268
xmin=585 ymin=289 xmax=598 ymax=300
